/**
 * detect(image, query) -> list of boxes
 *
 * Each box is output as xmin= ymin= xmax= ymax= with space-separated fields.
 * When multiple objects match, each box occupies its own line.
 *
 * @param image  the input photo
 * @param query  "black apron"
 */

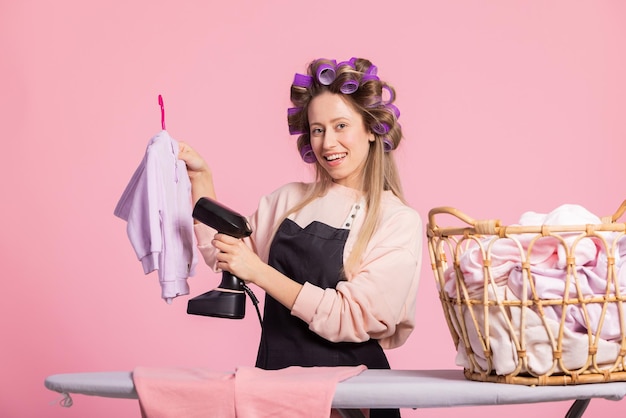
xmin=256 ymin=218 xmax=401 ymax=418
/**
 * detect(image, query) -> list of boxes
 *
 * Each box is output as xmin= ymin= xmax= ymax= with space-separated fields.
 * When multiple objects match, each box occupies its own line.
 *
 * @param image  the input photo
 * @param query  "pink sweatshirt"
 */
xmin=195 ymin=182 xmax=422 ymax=349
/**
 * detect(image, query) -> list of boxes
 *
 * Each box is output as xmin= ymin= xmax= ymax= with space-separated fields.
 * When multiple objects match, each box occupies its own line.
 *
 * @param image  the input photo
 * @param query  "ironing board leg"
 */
xmin=336 ymin=408 xmax=366 ymax=418
xmin=335 ymin=399 xmax=591 ymax=418
xmin=334 ymin=399 xmax=591 ymax=418
xmin=564 ymin=399 xmax=590 ymax=418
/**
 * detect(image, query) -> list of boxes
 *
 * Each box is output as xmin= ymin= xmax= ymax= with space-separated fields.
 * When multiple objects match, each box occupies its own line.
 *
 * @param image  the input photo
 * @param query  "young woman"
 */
xmin=179 ymin=57 xmax=422 ymax=418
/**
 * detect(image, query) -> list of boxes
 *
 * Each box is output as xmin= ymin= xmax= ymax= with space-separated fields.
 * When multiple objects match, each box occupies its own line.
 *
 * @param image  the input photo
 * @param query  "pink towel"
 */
xmin=134 ymin=367 xmax=236 ymax=418
xmin=133 ymin=365 xmax=367 ymax=418
xmin=235 ymin=366 xmax=366 ymax=418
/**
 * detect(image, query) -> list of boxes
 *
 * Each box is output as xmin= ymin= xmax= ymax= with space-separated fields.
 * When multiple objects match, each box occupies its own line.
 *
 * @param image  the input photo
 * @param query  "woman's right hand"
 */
xmin=178 ymin=141 xmax=217 ymax=201
xmin=178 ymin=142 xmax=210 ymax=178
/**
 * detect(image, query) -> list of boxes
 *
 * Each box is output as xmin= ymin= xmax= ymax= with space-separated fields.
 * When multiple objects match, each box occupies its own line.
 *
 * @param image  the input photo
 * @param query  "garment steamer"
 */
xmin=187 ymin=197 xmax=262 ymax=325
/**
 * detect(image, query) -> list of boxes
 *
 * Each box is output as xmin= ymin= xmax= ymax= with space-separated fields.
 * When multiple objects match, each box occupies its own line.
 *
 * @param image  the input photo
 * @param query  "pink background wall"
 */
xmin=2 ymin=1 xmax=625 ymax=417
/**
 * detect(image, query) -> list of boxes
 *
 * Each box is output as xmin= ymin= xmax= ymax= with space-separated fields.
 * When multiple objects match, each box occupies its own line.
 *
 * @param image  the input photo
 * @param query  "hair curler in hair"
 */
xmin=340 ymin=79 xmax=359 ymax=94
xmin=382 ymin=137 xmax=395 ymax=152
xmin=293 ymin=73 xmax=313 ymax=88
xmin=372 ymin=122 xmax=390 ymax=135
xmin=299 ymin=143 xmax=317 ymax=163
xmin=316 ymin=62 xmax=337 ymax=85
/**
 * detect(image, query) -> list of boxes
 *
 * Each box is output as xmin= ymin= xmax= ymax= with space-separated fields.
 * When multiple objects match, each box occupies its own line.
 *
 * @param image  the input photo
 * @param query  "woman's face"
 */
xmin=307 ymin=91 xmax=372 ymax=189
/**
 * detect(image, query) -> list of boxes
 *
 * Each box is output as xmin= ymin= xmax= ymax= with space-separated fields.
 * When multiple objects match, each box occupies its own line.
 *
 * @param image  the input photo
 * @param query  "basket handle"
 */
xmin=608 ymin=200 xmax=626 ymax=223
xmin=429 ymin=200 xmax=626 ymax=231
xmin=427 ymin=206 xmax=501 ymax=235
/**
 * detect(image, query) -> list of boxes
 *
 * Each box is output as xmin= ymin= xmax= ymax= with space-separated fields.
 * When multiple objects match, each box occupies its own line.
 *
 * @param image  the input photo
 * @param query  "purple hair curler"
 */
xmin=293 ymin=73 xmax=313 ymax=88
xmin=366 ymin=64 xmax=378 ymax=77
xmin=337 ymin=57 xmax=357 ymax=69
xmin=386 ymin=103 xmax=400 ymax=119
xmin=372 ymin=122 xmax=390 ymax=135
xmin=288 ymin=107 xmax=302 ymax=116
xmin=361 ymin=73 xmax=380 ymax=83
xmin=382 ymin=137 xmax=394 ymax=152
xmin=316 ymin=62 xmax=336 ymax=85
xmin=382 ymin=85 xmax=395 ymax=104
xmin=299 ymin=144 xmax=317 ymax=163
xmin=340 ymin=79 xmax=359 ymax=94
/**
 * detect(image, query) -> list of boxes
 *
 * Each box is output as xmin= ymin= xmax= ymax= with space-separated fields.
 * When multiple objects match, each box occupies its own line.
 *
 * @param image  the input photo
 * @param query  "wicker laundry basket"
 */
xmin=427 ymin=201 xmax=626 ymax=385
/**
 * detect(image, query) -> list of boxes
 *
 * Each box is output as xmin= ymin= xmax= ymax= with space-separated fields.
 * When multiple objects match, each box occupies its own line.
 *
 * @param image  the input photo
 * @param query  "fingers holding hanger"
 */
xmin=178 ymin=142 xmax=210 ymax=173
xmin=178 ymin=142 xmax=216 ymax=201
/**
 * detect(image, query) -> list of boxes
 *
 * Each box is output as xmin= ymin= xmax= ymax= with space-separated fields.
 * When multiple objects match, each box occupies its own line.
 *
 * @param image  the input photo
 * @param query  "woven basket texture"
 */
xmin=427 ymin=202 xmax=626 ymax=385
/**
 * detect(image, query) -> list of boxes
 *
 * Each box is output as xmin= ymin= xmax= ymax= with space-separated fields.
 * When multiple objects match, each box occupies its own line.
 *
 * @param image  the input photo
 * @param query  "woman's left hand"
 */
xmin=212 ymin=233 xmax=264 ymax=285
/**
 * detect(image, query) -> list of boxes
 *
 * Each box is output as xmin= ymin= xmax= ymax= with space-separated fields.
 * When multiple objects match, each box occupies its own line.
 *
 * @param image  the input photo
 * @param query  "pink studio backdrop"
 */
xmin=1 ymin=1 xmax=625 ymax=417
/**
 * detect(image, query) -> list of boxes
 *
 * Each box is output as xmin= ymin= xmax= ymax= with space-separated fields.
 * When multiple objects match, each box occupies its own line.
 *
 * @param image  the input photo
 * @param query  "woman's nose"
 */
xmin=322 ymin=131 xmax=338 ymax=148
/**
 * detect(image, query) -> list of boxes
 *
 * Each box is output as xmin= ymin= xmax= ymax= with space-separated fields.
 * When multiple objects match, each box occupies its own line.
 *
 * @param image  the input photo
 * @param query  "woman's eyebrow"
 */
xmin=310 ymin=117 xmax=350 ymax=126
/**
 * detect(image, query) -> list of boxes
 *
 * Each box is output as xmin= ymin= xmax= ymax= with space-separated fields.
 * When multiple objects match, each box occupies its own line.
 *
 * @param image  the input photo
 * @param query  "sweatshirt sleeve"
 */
xmin=291 ymin=205 xmax=423 ymax=349
xmin=194 ymin=222 xmax=219 ymax=272
xmin=114 ymin=146 xmax=163 ymax=275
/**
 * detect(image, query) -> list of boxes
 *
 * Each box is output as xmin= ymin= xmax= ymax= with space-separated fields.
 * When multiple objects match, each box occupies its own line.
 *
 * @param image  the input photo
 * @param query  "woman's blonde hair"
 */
xmin=284 ymin=57 xmax=405 ymax=275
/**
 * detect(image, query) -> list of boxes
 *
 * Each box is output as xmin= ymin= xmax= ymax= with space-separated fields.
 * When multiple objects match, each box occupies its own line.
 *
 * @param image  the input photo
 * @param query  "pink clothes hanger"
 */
xmin=158 ymin=94 xmax=178 ymax=176
xmin=158 ymin=94 xmax=166 ymax=130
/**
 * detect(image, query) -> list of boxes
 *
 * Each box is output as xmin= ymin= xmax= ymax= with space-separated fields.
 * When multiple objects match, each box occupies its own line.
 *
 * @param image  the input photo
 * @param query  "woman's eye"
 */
xmin=311 ymin=128 xmax=323 ymax=135
xmin=337 ymin=123 xmax=347 ymax=129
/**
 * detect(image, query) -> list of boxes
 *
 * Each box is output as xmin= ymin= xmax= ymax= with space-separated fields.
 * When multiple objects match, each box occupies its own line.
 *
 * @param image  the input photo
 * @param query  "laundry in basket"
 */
xmin=427 ymin=201 xmax=626 ymax=385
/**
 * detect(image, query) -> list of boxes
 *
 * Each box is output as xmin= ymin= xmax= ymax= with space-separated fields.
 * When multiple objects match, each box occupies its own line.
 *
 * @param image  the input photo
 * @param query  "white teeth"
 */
xmin=325 ymin=153 xmax=346 ymax=161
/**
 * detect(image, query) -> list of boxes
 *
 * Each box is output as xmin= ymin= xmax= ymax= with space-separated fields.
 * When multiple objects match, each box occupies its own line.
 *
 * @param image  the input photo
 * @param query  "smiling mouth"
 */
xmin=324 ymin=153 xmax=347 ymax=161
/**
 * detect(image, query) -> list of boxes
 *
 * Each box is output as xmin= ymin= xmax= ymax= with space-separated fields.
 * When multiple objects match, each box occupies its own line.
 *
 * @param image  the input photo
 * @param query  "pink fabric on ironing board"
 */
xmin=133 ymin=367 xmax=236 ymax=418
xmin=133 ymin=365 xmax=367 ymax=418
xmin=235 ymin=365 xmax=367 ymax=418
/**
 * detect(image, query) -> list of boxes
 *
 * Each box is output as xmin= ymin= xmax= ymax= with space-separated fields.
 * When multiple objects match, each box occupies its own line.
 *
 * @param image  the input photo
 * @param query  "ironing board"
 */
xmin=44 ymin=369 xmax=626 ymax=418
